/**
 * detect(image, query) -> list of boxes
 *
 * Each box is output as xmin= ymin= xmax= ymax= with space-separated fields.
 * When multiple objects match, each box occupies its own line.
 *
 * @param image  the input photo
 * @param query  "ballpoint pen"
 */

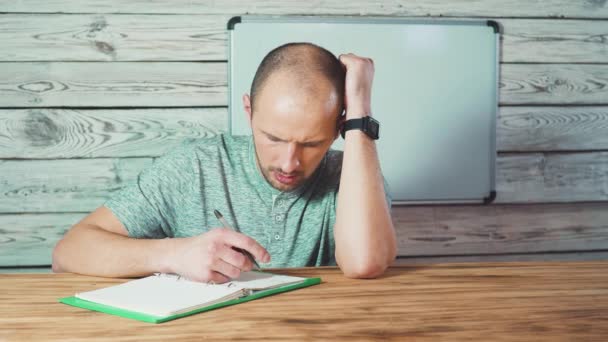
xmin=213 ymin=209 xmax=262 ymax=270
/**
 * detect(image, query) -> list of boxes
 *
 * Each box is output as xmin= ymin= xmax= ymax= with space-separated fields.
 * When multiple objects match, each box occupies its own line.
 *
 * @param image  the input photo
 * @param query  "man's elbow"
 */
xmin=339 ymin=251 xmax=396 ymax=279
xmin=342 ymin=265 xmax=385 ymax=279
xmin=51 ymin=239 xmax=68 ymax=273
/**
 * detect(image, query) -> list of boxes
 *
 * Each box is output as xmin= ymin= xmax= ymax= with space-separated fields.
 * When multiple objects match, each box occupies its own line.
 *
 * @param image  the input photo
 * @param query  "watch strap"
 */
xmin=340 ymin=117 xmax=379 ymax=139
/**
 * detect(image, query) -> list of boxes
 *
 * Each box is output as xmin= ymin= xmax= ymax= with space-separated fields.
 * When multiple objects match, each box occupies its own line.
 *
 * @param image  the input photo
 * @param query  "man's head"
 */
xmin=242 ymin=42 xmax=346 ymax=191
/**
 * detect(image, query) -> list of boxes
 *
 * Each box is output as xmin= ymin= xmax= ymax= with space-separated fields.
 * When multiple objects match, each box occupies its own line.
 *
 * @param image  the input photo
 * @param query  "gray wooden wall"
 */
xmin=1 ymin=1 xmax=607 ymax=272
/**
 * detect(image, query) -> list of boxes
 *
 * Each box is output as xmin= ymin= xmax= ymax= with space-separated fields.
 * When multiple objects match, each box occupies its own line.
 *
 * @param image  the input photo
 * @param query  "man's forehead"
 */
xmin=259 ymin=128 xmax=327 ymax=144
xmin=256 ymin=74 xmax=337 ymax=114
xmin=253 ymin=97 xmax=337 ymax=143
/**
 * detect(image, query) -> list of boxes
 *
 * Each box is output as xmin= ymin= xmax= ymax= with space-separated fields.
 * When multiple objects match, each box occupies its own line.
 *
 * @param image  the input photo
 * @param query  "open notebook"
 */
xmin=59 ymin=271 xmax=321 ymax=323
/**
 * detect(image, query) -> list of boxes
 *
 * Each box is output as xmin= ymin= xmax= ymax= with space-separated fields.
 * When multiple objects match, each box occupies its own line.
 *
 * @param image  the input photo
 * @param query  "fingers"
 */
xmin=219 ymin=246 xmax=253 ymax=272
xmin=185 ymin=267 xmax=231 ymax=284
xmin=205 ymin=270 xmax=231 ymax=284
xmin=195 ymin=254 xmax=242 ymax=284
xmin=338 ymin=53 xmax=374 ymax=68
xmin=213 ymin=258 xmax=243 ymax=280
xmin=215 ymin=229 xmax=271 ymax=264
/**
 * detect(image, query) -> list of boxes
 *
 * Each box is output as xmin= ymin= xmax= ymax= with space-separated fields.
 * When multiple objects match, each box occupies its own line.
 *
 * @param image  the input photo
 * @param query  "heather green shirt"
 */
xmin=104 ymin=134 xmax=391 ymax=268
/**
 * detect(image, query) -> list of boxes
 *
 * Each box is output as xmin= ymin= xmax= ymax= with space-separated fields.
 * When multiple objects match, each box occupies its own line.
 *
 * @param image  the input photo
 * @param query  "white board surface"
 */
xmin=229 ymin=16 xmax=499 ymax=204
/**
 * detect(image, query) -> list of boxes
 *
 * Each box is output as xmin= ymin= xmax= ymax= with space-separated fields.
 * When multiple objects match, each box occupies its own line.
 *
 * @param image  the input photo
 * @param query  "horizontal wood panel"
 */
xmin=0 ymin=62 xmax=227 ymax=107
xmin=500 ymin=64 xmax=608 ymax=105
xmin=2 ymin=15 xmax=607 ymax=63
xmin=501 ymin=19 xmax=608 ymax=63
xmin=0 ymin=108 xmax=226 ymax=158
xmin=5 ymin=252 xmax=608 ymax=271
xmin=497 ymin=106 xmax=608 ymax=152
xmin=496 ymin=152 xmax=608 ymax=203
xmin=0 ymin=267 xmax=52 ymax=273
xmin=1 ymin=0 xmax=607 ymax=18
xmin=0 ymin=14 xmax=230 ymax=62
xmin=1 ymin=106 xmax=606 ymax=159
xmin=0 ymin=158 xmax=153 ymax=213
xmin=393 ymin=251 xmax=608 ymax=264
xmin=2 ymin=202 xmax=607 ymax=266
xmin=0 ymin=152 xmax=606 ymax=212
xmin=0 ymin=213 xmax=82 ymax=266
xmin=393 ymin=202 xmax=608 ymax=256
xmin=1 ymin=63 xmax=607 ymax=107
xmin=31 ymin=255 xmax=608 ymax=272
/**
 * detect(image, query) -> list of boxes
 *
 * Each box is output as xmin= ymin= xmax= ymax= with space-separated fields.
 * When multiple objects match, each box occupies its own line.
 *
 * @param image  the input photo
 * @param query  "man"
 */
xmin=52 ymin=42 xmax=396 ymax=283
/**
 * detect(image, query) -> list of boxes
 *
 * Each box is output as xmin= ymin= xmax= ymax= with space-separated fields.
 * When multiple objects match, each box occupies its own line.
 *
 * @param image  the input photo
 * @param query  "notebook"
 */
xmin=59 ymin=271 xmax=321 ymax=323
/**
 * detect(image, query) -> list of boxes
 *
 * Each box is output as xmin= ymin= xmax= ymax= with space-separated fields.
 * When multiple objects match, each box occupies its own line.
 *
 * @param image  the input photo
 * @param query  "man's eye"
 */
xmin=303 ymin=142 xmax=322 ymax=148
xmin=267 ymin=136 xmax=281 ymax=142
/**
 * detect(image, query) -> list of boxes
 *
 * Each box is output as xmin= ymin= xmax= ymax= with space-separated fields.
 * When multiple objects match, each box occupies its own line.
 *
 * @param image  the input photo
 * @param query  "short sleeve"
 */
xmin=103 ymin=141 xmax=196 ymax=239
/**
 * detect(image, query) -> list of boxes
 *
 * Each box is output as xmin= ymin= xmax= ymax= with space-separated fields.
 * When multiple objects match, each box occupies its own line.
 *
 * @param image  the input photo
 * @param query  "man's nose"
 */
xmin=281 ymin=143 xmax=301 ymax=174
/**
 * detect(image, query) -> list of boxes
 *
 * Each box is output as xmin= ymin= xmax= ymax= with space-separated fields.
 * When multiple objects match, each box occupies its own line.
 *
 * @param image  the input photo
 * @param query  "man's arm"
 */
xmin=52 ymin=206 xmax=270 ymax=282
xmin=334 ymin=53 xmax=397 ymax=278
xmin=52 ymin=206 xmax=173 ymax=277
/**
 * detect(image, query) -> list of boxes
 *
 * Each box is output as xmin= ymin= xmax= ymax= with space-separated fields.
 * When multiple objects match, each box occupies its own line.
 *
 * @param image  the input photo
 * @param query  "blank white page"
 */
xmin=76 ymin=275 xmax=240 ymax=317
xmin=75 ymin=272 xmax=307 ymax=317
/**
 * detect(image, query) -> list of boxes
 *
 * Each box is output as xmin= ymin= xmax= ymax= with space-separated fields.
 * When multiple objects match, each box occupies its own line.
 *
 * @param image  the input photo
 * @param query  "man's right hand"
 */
xmin=165 ymin=228 xmax=271 ymax=283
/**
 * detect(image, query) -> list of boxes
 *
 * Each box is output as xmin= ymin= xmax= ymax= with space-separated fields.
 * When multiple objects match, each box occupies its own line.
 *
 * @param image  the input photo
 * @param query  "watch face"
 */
xmin=367 ymin=117 xmax=380 ymax=138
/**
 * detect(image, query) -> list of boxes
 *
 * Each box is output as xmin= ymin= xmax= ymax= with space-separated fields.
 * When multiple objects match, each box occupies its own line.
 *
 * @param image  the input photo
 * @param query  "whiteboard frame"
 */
xmin=228 ymin=15 xmax=500 ymax=205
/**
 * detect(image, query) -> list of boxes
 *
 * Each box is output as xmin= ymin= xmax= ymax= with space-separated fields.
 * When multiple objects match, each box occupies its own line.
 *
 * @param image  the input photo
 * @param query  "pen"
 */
xmin=213 ymin=209 xmax=262 ymax=271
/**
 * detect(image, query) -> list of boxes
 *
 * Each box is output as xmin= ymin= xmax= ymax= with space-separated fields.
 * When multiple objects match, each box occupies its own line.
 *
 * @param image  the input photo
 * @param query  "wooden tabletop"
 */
xmin=1 ymin=262 xmax=608 ymax=341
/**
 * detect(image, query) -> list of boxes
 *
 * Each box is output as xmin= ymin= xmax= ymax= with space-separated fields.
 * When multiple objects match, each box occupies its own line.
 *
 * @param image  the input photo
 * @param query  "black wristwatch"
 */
xmin=340 ymin=116 xmax=380 ymax=140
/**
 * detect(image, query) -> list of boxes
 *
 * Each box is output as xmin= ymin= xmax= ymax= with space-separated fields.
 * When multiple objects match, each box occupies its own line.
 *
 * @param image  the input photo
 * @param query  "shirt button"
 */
xmin=275 ymin=214 xmax=283 ymax=222
xmin=274 ymin=234 xmax=281 ymax=240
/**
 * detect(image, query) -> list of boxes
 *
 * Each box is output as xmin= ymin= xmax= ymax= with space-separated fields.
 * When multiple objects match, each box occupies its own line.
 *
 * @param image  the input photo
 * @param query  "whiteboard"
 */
xmin=228 ymin=16 xmax=500 ymax=204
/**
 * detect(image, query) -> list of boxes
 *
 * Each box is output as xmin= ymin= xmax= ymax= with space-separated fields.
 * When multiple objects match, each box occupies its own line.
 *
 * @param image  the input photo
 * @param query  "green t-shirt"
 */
xmin=104 ymin=134 xmax=391 ymax=268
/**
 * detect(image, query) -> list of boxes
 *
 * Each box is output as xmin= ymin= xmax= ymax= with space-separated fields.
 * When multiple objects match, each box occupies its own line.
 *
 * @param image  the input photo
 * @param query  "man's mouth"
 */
xmin=274 ymin=171 xmax=298 ymax=185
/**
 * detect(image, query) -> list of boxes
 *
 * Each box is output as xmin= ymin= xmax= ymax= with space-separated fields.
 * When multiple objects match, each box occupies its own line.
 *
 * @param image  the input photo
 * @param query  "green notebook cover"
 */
xmin=59 ymin=277 xmax=321 ymax=324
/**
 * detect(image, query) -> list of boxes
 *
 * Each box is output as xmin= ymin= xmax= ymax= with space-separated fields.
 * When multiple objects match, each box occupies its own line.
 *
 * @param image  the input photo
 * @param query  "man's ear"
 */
xmin=334 ymin=109 xmax=346 ymax=140
xmin=242 ymin=93 xmax=253 ymax=127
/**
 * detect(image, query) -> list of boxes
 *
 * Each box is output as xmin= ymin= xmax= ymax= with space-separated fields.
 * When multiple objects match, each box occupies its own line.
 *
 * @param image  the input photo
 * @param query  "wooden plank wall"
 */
xmin=1 ymin=1 xmax=607 ymax=270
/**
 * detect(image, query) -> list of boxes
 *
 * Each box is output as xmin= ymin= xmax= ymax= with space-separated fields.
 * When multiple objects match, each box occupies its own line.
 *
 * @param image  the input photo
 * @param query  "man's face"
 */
xmin=244 ymin=71 xmax=341 ymax=192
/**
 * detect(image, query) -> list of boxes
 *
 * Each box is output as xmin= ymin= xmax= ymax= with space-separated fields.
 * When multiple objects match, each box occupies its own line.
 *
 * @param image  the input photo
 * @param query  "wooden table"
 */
xmin=1 ymin=262 xmax=607 ymax=341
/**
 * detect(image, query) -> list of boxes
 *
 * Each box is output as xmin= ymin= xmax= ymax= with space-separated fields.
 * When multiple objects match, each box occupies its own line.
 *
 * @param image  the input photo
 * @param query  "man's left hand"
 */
xmin=338 ymin=53 xmax=375 ymax=120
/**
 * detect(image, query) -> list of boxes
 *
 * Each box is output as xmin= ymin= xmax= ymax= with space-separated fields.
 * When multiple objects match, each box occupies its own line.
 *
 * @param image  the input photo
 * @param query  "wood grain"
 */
xmin=1 ymin=106 xmax=606 ymax=159
xmin=2 ymin=15 xmax=608 ymax=63
xmin=495 ymin=152 xmax=608 ymax=203
xmin=0 ymin=158 xmax=153 ymax=212
xmin=5 ymin=249 xmax=608 ymax=273
xmin=394 ymin=251 xmax=608 ymax=264
xmin=393 ymin=202 xmax=608 ymax=256
xmin=500 ymin=64 xmax=608 ymax=105
xmin=1 ymin=0 xmax=606 ymax=273
xmin=1 ymin=264 xmax=607 ymax=341
xmin=2 ymin=0 xmax=607 ymax=18
xmin=0 ymin=213 xmax=83 ymax=266
xmin=1 ymin=152 xmax=606 ymax=213
xmin=501 ymin=19 xmax=608 ymax=63
xmin=0 ymin=267 xmax=52 ymax=273
xmin=1 ymin=63 xmax=608 ymax=107
xmin=0 ymin=62 xmax=226 ymax=107
xmin=497 ymin=106 xmax=608 ymax=152
xmin=0 ymin=14 xmax=230 ymax=61
xmin=2 ymin=202 xmax=607 ymax=267
xmin=0 ymin=108 xmax=226 ymax=158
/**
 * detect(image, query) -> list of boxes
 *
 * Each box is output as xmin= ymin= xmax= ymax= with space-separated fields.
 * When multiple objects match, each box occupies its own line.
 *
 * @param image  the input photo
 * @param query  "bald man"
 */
xmin=52 ymin=42 xmax=396 ymax=282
